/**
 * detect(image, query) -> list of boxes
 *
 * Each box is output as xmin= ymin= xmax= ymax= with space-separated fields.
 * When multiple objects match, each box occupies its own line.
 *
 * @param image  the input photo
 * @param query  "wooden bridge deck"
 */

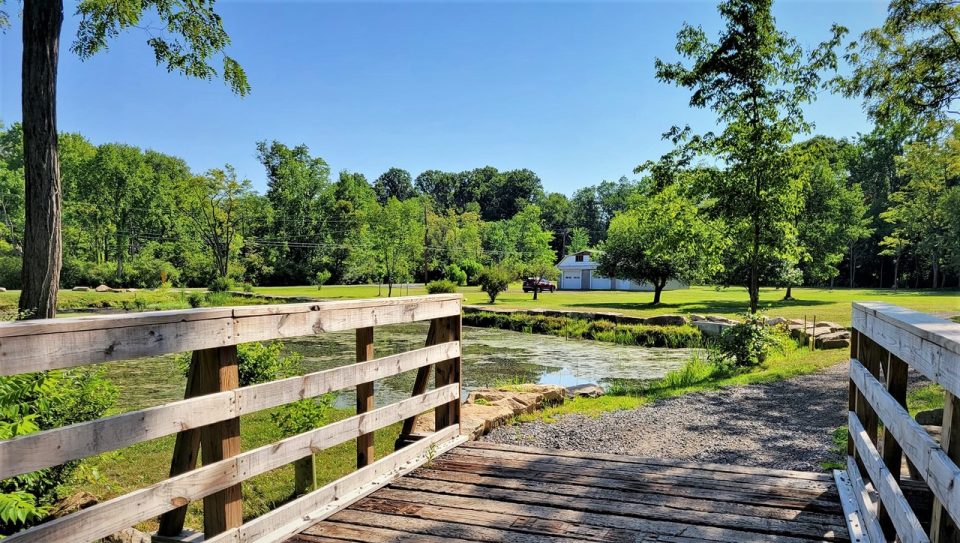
xmin=287 ymin=442 xmax=851 ymax=543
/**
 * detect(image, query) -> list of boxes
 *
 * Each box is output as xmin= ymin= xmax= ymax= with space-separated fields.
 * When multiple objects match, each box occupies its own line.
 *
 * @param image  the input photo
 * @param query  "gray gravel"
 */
xmin=482 ymin=362 xmax=850 ymax=472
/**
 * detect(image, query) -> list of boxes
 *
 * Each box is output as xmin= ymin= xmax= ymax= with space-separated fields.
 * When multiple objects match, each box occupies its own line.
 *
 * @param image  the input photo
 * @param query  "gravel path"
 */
xmin=482 ymin=362 xmax=850 ymax=472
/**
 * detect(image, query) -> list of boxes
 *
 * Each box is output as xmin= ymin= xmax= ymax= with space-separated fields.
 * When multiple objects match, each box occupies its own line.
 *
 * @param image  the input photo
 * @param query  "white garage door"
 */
xmin=561 ymin=270 xmax=581 ymax=290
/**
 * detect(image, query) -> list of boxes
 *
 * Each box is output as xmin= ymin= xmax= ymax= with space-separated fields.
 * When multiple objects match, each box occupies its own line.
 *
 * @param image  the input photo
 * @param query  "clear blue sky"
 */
xmin=1 ymin=1 xmax=887 ymax=195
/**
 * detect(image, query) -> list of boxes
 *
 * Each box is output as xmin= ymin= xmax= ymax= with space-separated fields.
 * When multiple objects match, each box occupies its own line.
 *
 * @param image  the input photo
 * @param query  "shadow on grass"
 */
xmin=568 ymin=298 xmax=833 ymax=314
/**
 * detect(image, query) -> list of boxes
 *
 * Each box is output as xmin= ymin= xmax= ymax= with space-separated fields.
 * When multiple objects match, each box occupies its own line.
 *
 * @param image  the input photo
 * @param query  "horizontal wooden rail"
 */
xmin=850 ymin=359 xmax=960 ymax=525
xmin=0 ymin=294 xmax=462 ymax=375
xmin=5 ymin=384 xmax=460 ymax=543
xmin=207 ymin=426 xmax=467 ymax=543
xmin=0 ymin=341 xmax=460 ymax=480
xmin=852 ymin=302 xmax=960 ymax=397
xmin=848 ymin=412 xmax=927 ymax=542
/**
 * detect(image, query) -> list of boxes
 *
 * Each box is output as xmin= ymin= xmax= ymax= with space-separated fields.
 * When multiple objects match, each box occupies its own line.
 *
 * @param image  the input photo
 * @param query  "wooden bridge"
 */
xmin=0 ymin=295 xmax=958 ymax=542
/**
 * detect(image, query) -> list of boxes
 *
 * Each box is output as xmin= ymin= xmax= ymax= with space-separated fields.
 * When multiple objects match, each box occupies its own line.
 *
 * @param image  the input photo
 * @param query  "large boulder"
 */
xmin=816 ymin=331 xmax=851 ymax=349
xmin=916 ymin=408 xmax=944 ymax=426
xmin=566 ymin=384 xmax=605 ymax=398
xmin=688 ymin=314 xmax=707 ymax=322
xmin=706 ymin=315 xmax=739 ymax=324
xmin=95 ymin=284 xmax=111 ymax=293
xmin=765 ymin=317 xmax=789 ymax=327
xmin=694 ymin=321 xmax=735 ymax=336
xmin=72 ymin=286 xmax=91 ymax=292
xmin=643 ymin=314 xmax=689 ymax=326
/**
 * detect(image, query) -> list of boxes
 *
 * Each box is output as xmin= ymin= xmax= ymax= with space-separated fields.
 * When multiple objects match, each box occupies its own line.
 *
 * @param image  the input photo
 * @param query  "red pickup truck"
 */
xmin=522 ymin=277 xmax=556 ymax=293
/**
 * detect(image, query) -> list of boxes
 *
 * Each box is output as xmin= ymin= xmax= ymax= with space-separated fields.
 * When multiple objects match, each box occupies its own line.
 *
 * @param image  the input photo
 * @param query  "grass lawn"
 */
xmin=256 ymin=284 xmax=960 ymax=326
xmin=0 ymin=288 xmax=265 ymax=317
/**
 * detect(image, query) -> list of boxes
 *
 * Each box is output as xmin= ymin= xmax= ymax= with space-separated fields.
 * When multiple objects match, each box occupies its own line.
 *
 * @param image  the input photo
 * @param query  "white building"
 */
xmin=555 ymin=250 xmax=687 ymax=291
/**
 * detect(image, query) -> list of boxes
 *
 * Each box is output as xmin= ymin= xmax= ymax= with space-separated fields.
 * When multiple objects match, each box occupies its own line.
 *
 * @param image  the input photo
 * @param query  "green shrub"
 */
xmin=313 ymin=269 xmax=331 ymax=290
xmin=0 ymin=370 xmax=117 ymax=534
xmin=271 ymin=395 xmax=334 ymax=436
xmin=714 ymin=313 xmax=783 ymax=368
xmin=186 ymin=292 xmax=204 ymax=308
xmin=443 ymin=264 xmax=467 ymax=286
xmin=132 ymin=296 xmax=148 ymax=311
xmin=177 ymin=341 xmax=302 ymax=388
xmin=125 ymin=256 xmax=179 ymax=288
xmin=242 ymin=282 xmax=255 ymax=293
xmin=0 ymin=255 xmax=21 ymax=290
xmin=208 ymin=276 xmax=233 ymax=292
xmin=458 ymin=260 xmax=483 ymax=285
xmin=204 ymin=291 xmax=232 ymax=307
xmin=478 ymin=267 xmax=511 ymax=303
xmin=426 ymin=280 xmax=458 ymax=294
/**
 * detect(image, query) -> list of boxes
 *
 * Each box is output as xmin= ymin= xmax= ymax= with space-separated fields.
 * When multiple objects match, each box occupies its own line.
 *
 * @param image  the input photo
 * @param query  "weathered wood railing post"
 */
xmin=931 ymin=392 xmax=960 ymax=542
xmin=156 ymin=352 xmax=204 ymax=537
xmin=198 ymin=346 xmax=243 ymax=538
xmin=434 ymin=314 xmax=462 ymax=431
xmin=356 ymin=327 xmax=375 ymax=467
xmin=156 ymin=346 xmax=243 ymax=538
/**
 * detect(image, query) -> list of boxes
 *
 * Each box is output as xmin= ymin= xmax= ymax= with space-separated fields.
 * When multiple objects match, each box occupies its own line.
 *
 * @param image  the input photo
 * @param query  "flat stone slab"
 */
xmin=566 ymin=384 xmax=605 ymax=398
xmin=414 ymin=384 xmax=565 ymax=440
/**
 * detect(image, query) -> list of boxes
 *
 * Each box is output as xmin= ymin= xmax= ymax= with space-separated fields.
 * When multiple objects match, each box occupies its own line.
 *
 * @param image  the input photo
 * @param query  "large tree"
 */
xmin=598 ymin=184 xmax=725 ymax=305
xmin=373 ymin=167 xmax=416 ymax=205
xmin=787 ymin=136 xmax=871 ymax=295
xmin=844 ymin=0 xmax=960 ymax=126
xmin=7 ymin=0 xmax=248 ymax=318
xmin=651 ymin=0 xmax=843 ymax=312
xmin=256 ymin=141 xmax=332 ymax=284
xmin=181 ymin=165 xmax=254 ymax=280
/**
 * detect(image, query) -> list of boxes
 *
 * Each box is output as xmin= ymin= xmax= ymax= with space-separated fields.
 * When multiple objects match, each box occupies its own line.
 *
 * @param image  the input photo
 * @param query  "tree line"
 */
xmin=4 ymin=0 xmax=960 ymax=319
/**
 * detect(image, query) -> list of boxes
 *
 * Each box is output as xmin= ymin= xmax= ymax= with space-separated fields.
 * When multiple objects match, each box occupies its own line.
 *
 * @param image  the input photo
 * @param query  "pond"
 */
xmin=283 ymin=323 xmax=697 ymax=407
xmin=103 ymin=323 xmax=697 ymax=411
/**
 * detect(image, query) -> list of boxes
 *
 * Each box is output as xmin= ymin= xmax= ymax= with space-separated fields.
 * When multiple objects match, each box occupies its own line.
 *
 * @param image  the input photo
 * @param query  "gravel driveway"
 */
xmin=482 ymin=362 xmax=850 ymax=472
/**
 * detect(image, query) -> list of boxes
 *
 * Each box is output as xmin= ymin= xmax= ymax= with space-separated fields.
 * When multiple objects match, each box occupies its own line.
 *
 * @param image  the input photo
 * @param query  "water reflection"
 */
xmin=283 ymin=323 xmax=696 ymax=407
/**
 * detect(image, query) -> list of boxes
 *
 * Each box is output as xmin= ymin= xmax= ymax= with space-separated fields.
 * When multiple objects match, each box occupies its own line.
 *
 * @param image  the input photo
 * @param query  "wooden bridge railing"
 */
xmin=0 ymin=294 xmax=465 ymax=543
xmin=847 ymin=302 xmax=960 ymax=543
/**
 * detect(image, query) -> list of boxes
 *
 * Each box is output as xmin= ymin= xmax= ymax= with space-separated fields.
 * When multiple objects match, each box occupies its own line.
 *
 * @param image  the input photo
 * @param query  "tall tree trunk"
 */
xmin=784 ymin=286 xmax=793 ymax=300
xmin=652 ymin=282 xmax=663 ymax=305
xmin=19 ymin=0 xmax=63 ymax=320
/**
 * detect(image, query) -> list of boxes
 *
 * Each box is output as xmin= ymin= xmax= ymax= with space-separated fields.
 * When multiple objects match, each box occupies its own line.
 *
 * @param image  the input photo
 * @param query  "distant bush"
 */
xmin=443 ymin=264 xmax=467 ymax=286
xmin=463 ymin=311 xmax=702 ymax=348
xmin=186 ymin=292 xmax=204 ymax=308
xmin=242 ymin=282 xmax=255 ymax=293
xmin=458 ymin=260 xmax=483 ymax=285
xmin=313 ymin=269 xmax=332 ymax=290
xmin=207 ymin=276 xmax=233 ymax=292
xmin=125 ymin=256 xmax=179 ymax=289
xmin=426 ymin=280 xmax=458 ymax=294
xmin=204 ymin=291 xmax=231 ymax=307
xmin=0 ymin=255 xmax=21 ymax=290
xmin=478 ymin=267 xmax=511 ymax=303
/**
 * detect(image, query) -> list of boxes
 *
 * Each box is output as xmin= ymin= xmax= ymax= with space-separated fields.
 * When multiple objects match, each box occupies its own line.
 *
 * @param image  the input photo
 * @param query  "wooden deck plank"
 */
xmin=288 ymin=443 xmax=850 ymax=543
xmin=445 ymin=447 xmax=839 ymax=496
xmin=386 ymin=474 xmax=845 ymax=540
xmin=427 ymin=455 xmax=843 ymax=513
xmin=367 ymin=487 xmax=824 ymax=543
xmin=464 ymin=441 xmax=836 ymax=481
xmin=405 ymin=465 xmax=844 ymax=523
